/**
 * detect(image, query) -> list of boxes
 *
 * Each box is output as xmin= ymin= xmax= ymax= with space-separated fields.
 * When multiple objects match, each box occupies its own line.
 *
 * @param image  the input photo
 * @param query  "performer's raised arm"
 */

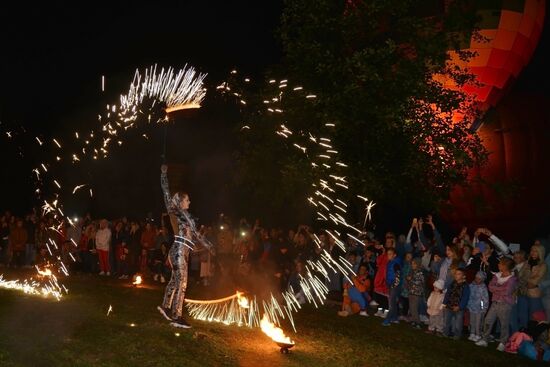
xmin=160 ymin=164 xmax=175 ymax=214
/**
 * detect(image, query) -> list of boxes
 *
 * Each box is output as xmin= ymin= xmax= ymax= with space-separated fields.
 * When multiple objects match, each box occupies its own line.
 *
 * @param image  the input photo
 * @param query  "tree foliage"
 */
xmin=234 ymin=0 xmax=488 ymax=226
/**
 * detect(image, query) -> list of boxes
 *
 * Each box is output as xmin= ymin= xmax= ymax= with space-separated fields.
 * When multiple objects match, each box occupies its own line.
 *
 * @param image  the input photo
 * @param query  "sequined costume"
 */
xmin=160 ymin=170 xmax=194 ymax=319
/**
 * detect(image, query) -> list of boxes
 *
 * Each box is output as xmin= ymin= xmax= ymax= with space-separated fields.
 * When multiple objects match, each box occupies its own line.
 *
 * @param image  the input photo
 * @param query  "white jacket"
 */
xmin=95 ymin=228 xmax=111 ymax=251
xmin=427 ymin=291 xmax=445 ymax=316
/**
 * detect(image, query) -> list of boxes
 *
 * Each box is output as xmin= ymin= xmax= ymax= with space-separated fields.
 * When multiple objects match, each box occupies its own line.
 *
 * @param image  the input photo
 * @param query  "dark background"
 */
xmin=0 ymin=1 xmax=282 ymax=224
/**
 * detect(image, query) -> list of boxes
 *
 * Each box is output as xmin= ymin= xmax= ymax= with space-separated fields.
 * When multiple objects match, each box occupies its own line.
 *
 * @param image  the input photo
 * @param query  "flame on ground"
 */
xmin=260 ymin=315 xmax=294 ymax=345
xmin=133 ymin=275 xmax=142 ymax=285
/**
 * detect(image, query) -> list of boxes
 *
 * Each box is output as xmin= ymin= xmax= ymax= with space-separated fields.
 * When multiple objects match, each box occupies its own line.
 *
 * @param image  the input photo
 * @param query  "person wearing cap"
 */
xmin=426 ymin=279 xmax=445 ymax=334
xmin=467 ymin=271 xmax=489 ymax=342
xmin=475 ymin=227 xmax=511 ymax=256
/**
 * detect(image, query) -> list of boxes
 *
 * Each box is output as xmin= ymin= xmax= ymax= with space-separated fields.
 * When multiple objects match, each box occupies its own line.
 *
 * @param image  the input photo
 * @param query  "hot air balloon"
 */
xmin=440 ymin=0 xmax=548 ymax=239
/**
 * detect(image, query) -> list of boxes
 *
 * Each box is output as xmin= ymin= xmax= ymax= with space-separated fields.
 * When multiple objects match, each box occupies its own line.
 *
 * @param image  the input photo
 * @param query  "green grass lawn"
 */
xmin=0 ymin=272 xmax=538 ymax=367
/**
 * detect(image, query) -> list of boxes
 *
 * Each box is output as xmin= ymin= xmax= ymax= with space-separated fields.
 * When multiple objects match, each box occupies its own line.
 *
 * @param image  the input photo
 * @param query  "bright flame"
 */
xmin=260 ymin=315 xmax=294 ymax=345
xmin=133 ymin=275 xmax=142 ymax=285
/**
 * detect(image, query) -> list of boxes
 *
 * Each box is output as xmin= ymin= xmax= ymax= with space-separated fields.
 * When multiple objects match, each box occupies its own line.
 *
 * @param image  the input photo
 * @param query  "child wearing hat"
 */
xmin=467 ymin=271 xmax=489 ymax=342
xmin=426 ymin=279 xmax=446 ymax=334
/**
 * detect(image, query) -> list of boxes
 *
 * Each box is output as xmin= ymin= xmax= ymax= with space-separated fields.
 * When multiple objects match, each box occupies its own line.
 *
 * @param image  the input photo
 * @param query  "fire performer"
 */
xmin=157 ymin=164 xmax=211 ymax=328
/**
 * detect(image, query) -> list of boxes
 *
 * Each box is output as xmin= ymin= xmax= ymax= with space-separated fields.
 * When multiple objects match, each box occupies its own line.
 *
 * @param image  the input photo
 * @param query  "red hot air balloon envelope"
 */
xmin=442 ymin=0 xmax=548 ymax=240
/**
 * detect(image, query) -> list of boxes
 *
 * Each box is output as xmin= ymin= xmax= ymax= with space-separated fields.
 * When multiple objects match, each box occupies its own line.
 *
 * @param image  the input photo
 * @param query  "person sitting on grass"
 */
xmin=339 ymin=264 xmax=371 ymax=317
xmin=442 ymin=268 xmax=470 ymax=340
xmin=476 ymin=257 xmax=518 ymax=352
xmin=382 ymin=247 xmax=402 ymax=326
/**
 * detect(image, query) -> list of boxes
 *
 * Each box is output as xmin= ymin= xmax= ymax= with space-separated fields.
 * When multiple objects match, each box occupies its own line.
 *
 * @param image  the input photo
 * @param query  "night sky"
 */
xmin=0 ymin=2 xmax=548 ymax=226
xmin=0 ymin=1 xmax=282 ymax=223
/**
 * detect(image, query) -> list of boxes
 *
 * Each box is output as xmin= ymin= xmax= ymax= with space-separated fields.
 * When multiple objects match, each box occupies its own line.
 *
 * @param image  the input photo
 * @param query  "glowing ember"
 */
xmin=237 ymin=292 xmax=249 ymax=309
xmin=36 ymin=267 xmax=53 ymax=277
xmin=132 ymin=275 xmax=142 ymax=286
xmin=260 ymin=315 xmax=294 ymax=345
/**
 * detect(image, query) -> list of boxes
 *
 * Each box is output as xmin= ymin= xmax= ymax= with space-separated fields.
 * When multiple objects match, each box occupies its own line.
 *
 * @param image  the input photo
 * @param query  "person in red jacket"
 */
xmin=373 ymin=233 xmax=396 ymax=317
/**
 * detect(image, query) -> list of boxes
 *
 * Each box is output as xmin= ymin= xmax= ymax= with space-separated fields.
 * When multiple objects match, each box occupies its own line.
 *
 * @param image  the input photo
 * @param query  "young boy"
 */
xmin=476 ymin=257 xmax=518 ymax=351
xmin=382 ymin=248 xmax=402 ymax=326
xmin=442 ymin=268 xmax=470 ymax=339
xmin=467 ymin=271 xmax=489 ymax=341
xmin=427 ymin=279 xmax=445 ymax=334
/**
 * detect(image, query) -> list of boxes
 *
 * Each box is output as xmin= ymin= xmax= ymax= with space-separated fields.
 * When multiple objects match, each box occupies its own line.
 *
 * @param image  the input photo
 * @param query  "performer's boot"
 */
xmin=170 ymin=317 xmax=192 ymax=329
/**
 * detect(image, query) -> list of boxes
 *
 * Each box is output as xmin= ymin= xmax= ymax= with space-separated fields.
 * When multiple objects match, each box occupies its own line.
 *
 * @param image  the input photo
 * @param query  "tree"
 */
xmin=232 ymin=0 xmax=488 ymax=228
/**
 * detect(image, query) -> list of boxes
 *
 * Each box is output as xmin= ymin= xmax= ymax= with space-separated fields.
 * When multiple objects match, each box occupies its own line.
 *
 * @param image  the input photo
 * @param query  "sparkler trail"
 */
xmin=208 ymin=71 xmax=373 ymax=332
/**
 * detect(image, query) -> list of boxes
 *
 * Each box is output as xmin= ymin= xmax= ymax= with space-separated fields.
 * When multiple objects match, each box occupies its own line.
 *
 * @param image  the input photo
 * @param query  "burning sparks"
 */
xmin=0 ymin=266 xmax=65 ymax=300
xmin=121 ymin=64 xmax=207 ymax=115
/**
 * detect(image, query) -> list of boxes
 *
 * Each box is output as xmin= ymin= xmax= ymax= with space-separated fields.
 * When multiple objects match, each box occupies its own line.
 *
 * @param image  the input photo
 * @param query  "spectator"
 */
xmin=467 ymin=271 xmax=489 ymax=342
xmin=511 ymin=250 xmax=530 ymax=334
xmin=151 ymin=242 xmax=170 ymax=283
xmin=408 ymin=257 xmax=425 ymax=328
xmin=476 ymin=258 xmax=518 ymax=351
xmin=382 ymin=247 xmax=402 ymax=326
xmin=442 ymin=268 xmax=470 ymax=340
xmin=426 ymin=279 xmax=445 ymax=335
xmin=95 ymin=219 xmax=112 ymax=276
xmin=526 ymin=241 xmax=547 ymax=321
xmin=340 ymin=264 xmax=371 ymax=317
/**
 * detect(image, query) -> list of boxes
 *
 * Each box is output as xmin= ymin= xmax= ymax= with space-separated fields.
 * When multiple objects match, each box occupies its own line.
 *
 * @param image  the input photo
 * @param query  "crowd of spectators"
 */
xmin=1 ymin=209 xmax=550 ymax=361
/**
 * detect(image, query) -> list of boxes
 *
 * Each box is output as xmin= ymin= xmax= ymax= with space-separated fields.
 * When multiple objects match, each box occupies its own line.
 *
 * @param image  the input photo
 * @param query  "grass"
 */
xmin=0 ymin=271 xmax=539 ymax=367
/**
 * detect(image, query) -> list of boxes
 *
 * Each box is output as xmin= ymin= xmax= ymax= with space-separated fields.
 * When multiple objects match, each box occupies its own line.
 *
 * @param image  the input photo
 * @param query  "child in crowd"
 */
xmin=476 ymin=257 xmax=518 ymax=352
xmin=467 ymin=271 xmax=489 ymax=341
xmin=408 ymin=257 xmax=425 ymax=328
xmin=382 ymin=248 xmax=401 ymax=326
xmin=427 ymin=279 xmax=445 ymax=334
xmin=443 ymin=268 xmax=470 ymax=339
xmin=339 ymin=264 xmax=371 ymax=317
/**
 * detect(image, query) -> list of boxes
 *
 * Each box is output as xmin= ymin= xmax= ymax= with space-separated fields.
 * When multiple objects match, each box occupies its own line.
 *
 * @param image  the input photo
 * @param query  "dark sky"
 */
xmin=0 ymin=2 xmax=548 ymax=225
xmin=0 ymin=1 xmax=282 ymax=222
